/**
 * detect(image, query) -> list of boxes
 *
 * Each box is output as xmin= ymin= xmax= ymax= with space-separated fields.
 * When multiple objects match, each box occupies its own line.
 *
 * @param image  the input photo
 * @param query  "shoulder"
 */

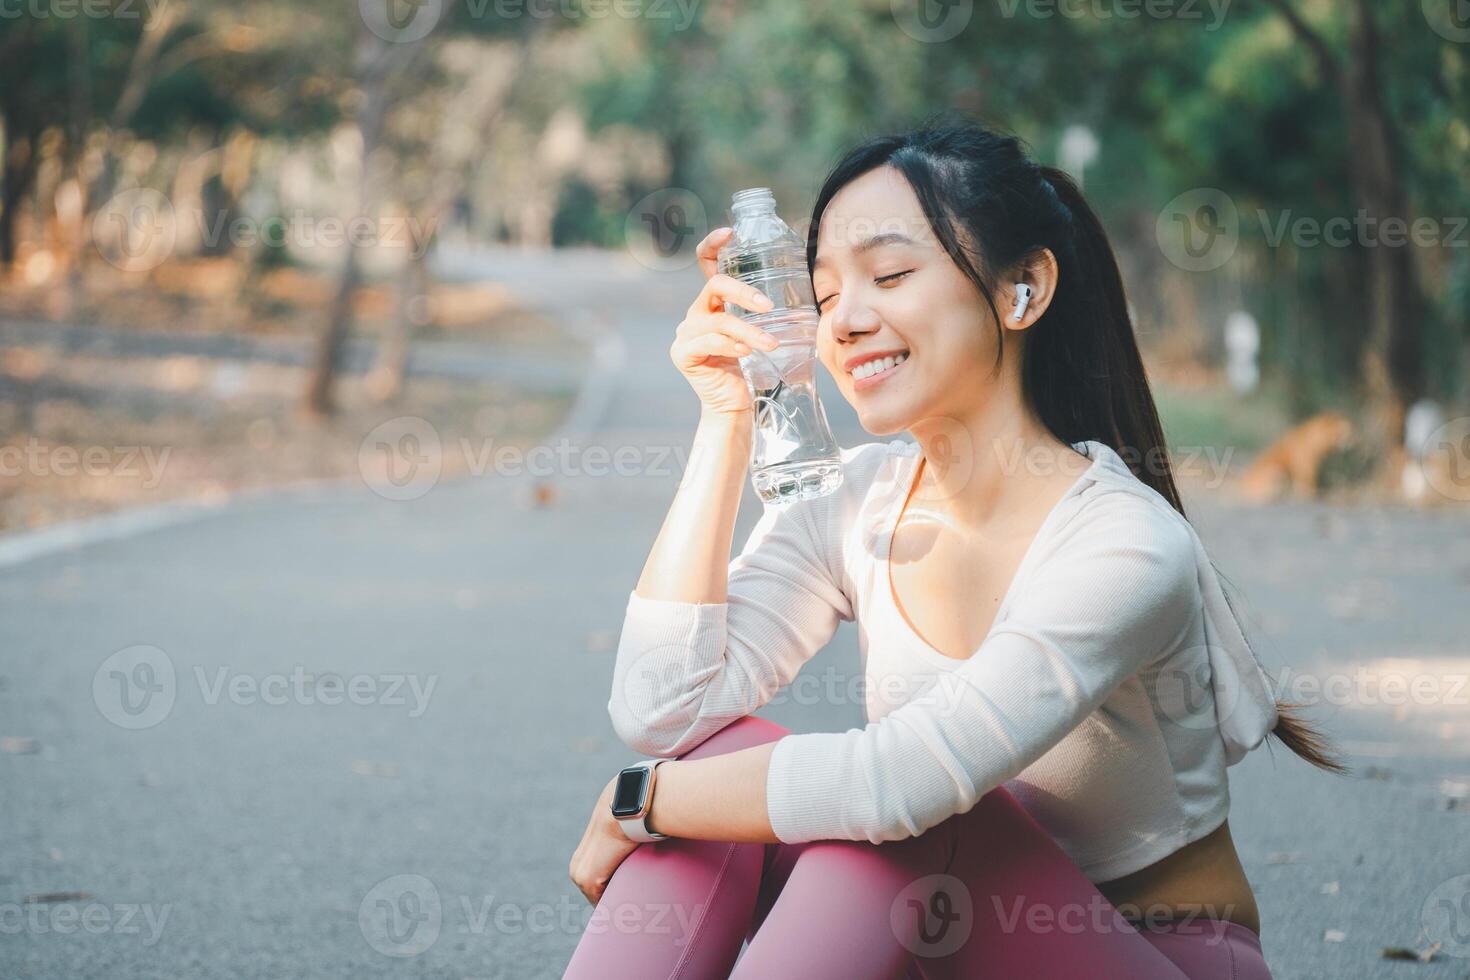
xmin=1041 ymin=481 xmax=1201 ymax=616
xmin=1065 ymin=443 xmax=1200 ymax=565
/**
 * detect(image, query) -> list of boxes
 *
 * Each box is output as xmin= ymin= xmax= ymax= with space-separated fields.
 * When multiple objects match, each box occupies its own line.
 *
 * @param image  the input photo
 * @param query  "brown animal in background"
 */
xmin=1238 ymin=411 xmax=1355 ymax=503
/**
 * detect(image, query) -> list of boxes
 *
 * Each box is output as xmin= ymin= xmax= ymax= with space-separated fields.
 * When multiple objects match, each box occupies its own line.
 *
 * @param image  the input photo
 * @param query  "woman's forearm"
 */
xmin=644 ymin=743 xmax=781 ymax=843
xmin=634 ymin=410 xmax=754 ymax=604
xmin=623 ymin=411 xmax=781 ymax=843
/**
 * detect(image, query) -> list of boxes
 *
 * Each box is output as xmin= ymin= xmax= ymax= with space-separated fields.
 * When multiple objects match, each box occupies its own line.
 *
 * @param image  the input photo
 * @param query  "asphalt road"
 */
xmin=2 ymin=244 xmax=1467 ymax=979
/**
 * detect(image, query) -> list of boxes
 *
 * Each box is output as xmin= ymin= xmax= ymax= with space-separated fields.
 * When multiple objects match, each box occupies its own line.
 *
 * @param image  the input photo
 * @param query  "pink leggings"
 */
xmin=563 ymin=716 xmax=1273 ymax=980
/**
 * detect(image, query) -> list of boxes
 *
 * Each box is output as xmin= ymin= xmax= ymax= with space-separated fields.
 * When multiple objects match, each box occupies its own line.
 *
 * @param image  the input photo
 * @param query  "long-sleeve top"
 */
xmin=607 ymin=438 xmax=1279 ymax=882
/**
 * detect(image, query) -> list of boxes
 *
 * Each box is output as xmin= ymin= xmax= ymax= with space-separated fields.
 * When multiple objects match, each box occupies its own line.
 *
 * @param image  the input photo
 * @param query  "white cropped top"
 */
xmin=607 ymin=438 xmax=1279 ymax=882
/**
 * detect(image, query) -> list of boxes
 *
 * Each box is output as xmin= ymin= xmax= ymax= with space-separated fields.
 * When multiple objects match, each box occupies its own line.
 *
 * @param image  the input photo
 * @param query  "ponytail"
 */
xmin=1034 ymin=164 xmax=1351 ymax=777
xmin=807 ymin=119 xmax=1350 ymax=776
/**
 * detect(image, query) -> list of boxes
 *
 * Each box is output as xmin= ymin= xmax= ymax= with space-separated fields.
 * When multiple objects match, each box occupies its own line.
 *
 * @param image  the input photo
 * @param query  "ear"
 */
xmin=1003 ymin=248 xmax=1060 ymax=332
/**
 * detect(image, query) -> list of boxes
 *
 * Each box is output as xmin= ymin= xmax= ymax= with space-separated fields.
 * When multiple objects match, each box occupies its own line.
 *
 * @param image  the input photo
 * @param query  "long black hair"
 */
xmin=806 ymin=118 xmax=1347 ymax=775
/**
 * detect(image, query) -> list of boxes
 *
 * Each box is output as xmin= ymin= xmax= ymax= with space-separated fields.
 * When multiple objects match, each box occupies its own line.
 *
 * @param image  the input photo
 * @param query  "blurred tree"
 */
xmin=300 ymin=6 xmax=559 ymax=417
xmin=1247 ymin=0 xmax=1427 ymax=469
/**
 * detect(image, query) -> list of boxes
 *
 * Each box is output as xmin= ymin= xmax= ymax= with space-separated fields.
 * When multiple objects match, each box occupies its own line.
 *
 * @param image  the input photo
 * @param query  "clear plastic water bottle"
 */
xmin=717 ymin=187 xmax=843 ymax=504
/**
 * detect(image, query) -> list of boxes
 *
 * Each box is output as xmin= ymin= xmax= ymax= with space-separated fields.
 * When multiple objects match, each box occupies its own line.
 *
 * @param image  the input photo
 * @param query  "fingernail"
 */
xmin=761 ymin=333 xmax=778 ymax=346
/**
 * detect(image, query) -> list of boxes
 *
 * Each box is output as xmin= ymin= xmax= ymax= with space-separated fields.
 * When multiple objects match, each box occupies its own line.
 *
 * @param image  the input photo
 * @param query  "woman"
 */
xmin=565 ymin=121 xmax=1347 ymax=979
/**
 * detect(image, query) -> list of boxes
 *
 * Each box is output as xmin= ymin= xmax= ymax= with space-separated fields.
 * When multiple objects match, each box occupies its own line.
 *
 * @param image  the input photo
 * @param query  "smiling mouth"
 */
xmin=850 ymin=352 xmax=909 ymax=389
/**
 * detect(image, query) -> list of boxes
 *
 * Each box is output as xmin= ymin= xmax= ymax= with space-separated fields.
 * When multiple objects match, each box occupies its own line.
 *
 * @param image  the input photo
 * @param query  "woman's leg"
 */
xmin=561 ymin=715 xmax=792 ymax=980
xmin=732 ymin=784 xmax=1263 ymax=980
xmin=906 ymin=789 xmax=1217 ymax=979
xmin=1127 ymin=915 xmax=1274 ymax=980
xmin=728 ymin=828 xmax=944 ymax=980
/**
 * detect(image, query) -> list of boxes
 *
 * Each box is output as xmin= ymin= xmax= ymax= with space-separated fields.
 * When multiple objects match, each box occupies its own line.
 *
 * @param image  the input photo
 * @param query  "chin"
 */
xmin=852 ymin=400 xmax=914 ymax=438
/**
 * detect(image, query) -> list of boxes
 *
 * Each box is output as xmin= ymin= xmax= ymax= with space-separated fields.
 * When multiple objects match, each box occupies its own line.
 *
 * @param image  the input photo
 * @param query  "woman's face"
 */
xmin=810 ymin=165 xmax=1005 ymax=437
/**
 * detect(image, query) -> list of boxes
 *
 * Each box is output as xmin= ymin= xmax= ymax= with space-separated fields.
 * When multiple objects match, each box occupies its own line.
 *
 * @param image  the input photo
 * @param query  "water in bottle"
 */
xmin=717 ymin=187 xmax=843 ymax=504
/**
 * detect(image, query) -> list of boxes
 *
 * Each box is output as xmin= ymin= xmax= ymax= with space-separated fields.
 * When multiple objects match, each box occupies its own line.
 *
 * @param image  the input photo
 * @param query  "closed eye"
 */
xmin=816 ymin=270 xmax=914 ymax=312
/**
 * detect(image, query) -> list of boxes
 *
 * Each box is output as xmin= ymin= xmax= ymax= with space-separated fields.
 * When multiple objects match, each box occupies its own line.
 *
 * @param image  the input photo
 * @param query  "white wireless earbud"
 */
xmin=1010 ymin=283 xmax=1034 ymax=322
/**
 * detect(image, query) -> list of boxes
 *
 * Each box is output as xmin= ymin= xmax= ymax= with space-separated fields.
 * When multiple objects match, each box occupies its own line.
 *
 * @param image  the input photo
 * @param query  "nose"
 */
xmin=829 ymin=291 xmax=881 ymax=345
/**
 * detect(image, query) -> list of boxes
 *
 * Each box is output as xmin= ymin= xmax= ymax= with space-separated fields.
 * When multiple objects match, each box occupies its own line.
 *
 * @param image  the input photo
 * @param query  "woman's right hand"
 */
xmin=670 ymin=227 xmax=782 ymax=419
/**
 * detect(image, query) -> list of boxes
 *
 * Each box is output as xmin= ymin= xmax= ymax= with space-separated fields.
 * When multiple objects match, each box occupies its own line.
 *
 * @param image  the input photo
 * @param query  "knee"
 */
xmin=675 ymin=715 xmax=791 ymax=761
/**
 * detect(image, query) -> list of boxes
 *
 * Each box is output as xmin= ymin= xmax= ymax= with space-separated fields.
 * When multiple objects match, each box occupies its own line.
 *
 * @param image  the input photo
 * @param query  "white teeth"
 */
xmin=852 ymin=351 xmax=908 ymax=380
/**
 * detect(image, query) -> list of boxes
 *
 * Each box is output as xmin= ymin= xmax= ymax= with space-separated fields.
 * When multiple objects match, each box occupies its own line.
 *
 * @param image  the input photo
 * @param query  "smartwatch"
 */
xmin=611 ymin=758 xmax=669 ymax=842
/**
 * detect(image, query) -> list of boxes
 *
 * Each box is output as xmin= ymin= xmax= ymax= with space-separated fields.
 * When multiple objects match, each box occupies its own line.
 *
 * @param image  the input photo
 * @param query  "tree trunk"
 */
xmin=303 ymin=243 xmax=362 ymax=418
xmin=1259 ymin=0 xmax=1426 ymax=481
xmin=300 ymin=30 xmax=401 ymax=419
xmin=0 ymin=128 xmax=39 ymax=269
xmin=63 ymin=15 xmax=93 ymax=314
xmin=1340 ymin=0 xmax=1422 ymax=465
xmin=366 ymin=245 xmax=428 ymax=405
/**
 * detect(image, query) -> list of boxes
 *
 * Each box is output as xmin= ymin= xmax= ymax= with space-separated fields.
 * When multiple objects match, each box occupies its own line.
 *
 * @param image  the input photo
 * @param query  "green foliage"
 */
xmin=2 ymin=0 xmax=1463 ymax=421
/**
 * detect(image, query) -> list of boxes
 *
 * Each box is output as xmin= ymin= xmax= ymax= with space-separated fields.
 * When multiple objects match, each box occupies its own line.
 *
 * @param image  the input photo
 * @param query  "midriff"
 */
xmin=1094 ymin=819 xmax=1262 ymax=938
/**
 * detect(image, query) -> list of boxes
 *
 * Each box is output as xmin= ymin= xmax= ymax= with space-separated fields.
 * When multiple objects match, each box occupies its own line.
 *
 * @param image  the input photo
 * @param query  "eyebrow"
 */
xmin=812 ymin=231 xmax=921 ymax=273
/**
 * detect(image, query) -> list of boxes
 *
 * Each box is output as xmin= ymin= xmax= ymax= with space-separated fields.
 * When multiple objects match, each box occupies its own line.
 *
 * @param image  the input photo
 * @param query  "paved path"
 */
xmin=1 ymin=244 xmax=1467 ymax=978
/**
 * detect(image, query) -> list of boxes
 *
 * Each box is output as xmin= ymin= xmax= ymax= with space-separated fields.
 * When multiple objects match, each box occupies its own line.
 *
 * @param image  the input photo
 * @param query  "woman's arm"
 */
xmin=607 ymin=441 xmax=863 ymax=760
xmin=644 ymin=742 xmax=782 ymax=844
xmin=625 ymin=492 xmax=1199 ymax=847
xmin=634 ymin=409 xmax=753 ymax=604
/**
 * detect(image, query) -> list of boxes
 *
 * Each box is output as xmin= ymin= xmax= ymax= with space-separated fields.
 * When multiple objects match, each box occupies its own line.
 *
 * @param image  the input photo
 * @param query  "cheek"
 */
xmin=878 ymin=271 xmax=969 ymax=338
xmin=916 ymin=278 xmax=997 ymax=358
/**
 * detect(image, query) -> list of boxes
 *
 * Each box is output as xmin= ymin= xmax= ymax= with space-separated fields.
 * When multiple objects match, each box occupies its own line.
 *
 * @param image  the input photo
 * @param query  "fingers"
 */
xmin=690 ymin=329 xmax=751 ymax=360
xmin=676 ymin=308 xmax=778 ymax=346
xmin=692 ymin=273 xmax=777 ymax=318
xmin=569 ymin=857 xmax=598 ymax=905
xmin=695 ymin=226 xmax=734 ymax=281
xmin=675 ymin=312 xmax=780 ymax=359
xmin=569 ymin=866 xmax=604 ymax=905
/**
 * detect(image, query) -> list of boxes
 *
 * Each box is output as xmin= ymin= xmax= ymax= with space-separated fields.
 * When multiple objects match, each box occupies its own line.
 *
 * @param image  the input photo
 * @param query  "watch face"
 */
xmin=610 ymin=766 xmax=650 ymax=817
